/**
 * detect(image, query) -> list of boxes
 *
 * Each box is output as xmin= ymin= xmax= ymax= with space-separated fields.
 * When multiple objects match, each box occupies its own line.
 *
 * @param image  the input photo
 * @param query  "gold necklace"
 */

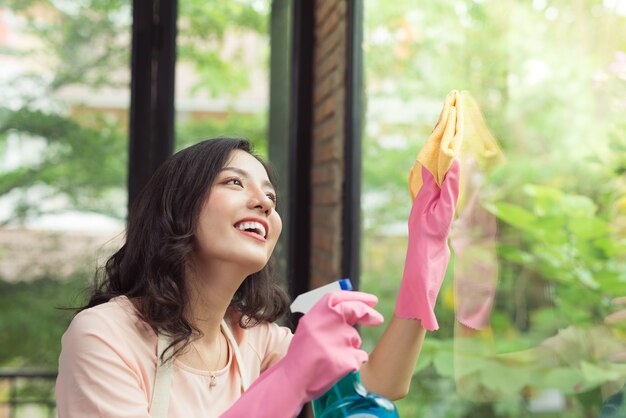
xmin=192 ymin=332 xmax=223 ymax=389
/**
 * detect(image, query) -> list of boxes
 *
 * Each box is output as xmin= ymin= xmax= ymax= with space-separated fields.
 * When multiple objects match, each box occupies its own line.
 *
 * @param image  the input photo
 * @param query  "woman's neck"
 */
xmin=184 ymin=261 xmax=247 ymax=343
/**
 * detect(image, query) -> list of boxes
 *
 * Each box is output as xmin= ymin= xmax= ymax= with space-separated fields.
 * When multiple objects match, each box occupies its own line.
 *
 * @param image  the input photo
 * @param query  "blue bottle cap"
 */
xmin=339 ymin=278 xmax=353 ymax=291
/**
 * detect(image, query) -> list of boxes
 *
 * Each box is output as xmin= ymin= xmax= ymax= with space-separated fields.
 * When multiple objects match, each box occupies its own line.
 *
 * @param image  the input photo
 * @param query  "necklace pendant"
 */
xmin=209 ymin=373 xmax=217 ymax=388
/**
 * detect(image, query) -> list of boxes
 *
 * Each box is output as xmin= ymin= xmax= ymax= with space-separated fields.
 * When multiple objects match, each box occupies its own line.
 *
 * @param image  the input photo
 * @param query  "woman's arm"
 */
xmin=360 ymin=161 xmax=461 ymax=400
xmin=360 ymin=315 xmax=426 ymax=399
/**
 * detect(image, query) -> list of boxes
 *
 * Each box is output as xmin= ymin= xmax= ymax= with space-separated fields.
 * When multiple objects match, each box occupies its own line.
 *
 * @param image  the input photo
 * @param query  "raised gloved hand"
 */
xmin=220 ymin=291 xmax=384 ymax=418
xmin=395 ymin=160 xmax=461 ymax=331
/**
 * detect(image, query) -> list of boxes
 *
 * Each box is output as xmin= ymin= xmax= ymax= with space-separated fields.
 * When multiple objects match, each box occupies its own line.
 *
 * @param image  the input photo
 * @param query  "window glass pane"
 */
xmin=362 ymin=1 xmax=626 ymax=416
xmin=175 ymin=1 xmax=271 ymax=158
xmin=0 ymin=0 xmax=130 ymax=413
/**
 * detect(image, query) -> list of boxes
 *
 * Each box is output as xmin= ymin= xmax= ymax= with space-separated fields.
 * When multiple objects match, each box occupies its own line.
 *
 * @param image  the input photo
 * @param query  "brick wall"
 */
xmin=310 ymin=0 xmax=348 ymax=289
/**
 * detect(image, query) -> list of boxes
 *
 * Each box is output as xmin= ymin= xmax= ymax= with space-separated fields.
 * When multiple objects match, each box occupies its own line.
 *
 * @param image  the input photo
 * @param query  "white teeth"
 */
xmin=235 ymin=221 xmax=266 ymax=238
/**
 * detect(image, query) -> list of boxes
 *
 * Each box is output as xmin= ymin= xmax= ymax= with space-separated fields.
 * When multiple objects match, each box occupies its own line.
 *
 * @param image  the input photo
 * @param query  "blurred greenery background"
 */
xmin=0 ymin=0 xmax=625 ymax=417
xmin=358 ymin=1 xmax=626 ymax=417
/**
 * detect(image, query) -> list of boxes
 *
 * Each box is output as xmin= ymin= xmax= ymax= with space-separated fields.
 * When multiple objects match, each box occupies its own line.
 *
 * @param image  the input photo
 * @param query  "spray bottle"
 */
xmin=290 ymin=279 xmax=400 ymax=418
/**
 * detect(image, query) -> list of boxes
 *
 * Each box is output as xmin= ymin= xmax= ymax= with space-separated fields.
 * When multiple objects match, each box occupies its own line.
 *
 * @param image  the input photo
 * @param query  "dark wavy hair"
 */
xmin=80 ymin=137 xmax=290 ymax=360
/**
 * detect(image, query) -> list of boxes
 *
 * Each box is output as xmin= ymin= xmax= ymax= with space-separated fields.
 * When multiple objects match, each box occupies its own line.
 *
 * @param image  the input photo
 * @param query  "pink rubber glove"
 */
xmin=220 ymin=291 xmax=384 ymax=418
xmin=395 ymin=160 xmax=461 ymax=330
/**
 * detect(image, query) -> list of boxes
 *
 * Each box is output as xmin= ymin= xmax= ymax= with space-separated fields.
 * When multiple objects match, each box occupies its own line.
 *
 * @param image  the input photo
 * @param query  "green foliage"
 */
xmin=490 ymin=185 xmax=625 ymax=302
xmin=0 ymin=0 xmax=132 ymax=223
xmin=0 ymin=0 xmax=270 ymax=225
xmin=362 ymin=0 xmax=626 ymax=415
xmin=178 ymin=0 xmax=269 ymax=97
xmin=0 ymin=274 xmax=90 ymax=368
xmin=0 ymin=107 xmax=128 ymax=222
xmin=177 ymin=111 xmax=268 ymax=155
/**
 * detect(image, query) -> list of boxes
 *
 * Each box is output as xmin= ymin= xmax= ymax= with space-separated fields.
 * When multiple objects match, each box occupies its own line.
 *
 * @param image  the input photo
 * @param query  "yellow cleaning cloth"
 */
xmin=409 ymin=90 xmax=505 ymax=202
xmin=409 ymin=90 xmax=464 ymax=201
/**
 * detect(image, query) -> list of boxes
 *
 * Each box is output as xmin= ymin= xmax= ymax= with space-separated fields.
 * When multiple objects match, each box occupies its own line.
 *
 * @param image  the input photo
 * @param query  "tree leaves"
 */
xmin=0 ymin=0 xmax=270 ymax=225
xmin=0 ymin=106 xmax=127 ymax=222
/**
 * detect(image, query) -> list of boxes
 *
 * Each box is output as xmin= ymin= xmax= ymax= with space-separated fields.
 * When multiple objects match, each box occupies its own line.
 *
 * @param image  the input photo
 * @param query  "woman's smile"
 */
xmin=234 ymin=218 xmax=269 ymax=241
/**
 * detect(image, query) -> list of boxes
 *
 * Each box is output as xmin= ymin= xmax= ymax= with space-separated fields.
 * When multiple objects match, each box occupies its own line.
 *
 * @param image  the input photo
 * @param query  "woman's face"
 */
xmin=194 ymin=150 xmax=282 ymax=275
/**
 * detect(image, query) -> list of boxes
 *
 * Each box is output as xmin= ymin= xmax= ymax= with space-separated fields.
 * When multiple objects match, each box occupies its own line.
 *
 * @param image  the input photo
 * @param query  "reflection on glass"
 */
xmin=361 ymin=1 xmax=626 ymax=416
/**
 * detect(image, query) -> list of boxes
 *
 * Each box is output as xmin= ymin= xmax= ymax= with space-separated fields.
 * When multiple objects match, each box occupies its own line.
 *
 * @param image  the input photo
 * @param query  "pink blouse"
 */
xmin=55 ymin=296 xmax=293 ymax=417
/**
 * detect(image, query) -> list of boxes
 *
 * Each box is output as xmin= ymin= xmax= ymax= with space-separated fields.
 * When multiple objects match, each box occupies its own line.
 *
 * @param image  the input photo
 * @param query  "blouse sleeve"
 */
xmin=55 ymin=309 xmax=153 ymax=418
xmin=259 ymin=322 xmax=293 ymax=372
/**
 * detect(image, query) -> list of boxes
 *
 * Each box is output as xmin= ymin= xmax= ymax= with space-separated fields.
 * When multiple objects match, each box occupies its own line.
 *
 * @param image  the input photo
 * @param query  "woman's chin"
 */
xmin=236 ymin=256 xmax=269 ymax=276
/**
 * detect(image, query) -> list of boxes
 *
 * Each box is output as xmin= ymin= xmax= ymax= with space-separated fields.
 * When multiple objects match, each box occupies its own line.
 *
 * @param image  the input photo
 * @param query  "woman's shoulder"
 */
xmin=226 ymin=315 xmax=292 ymax=361
xmin=57 ymin=297 xmax=158 ymax=413
xmin=65 ymin=296 xmax=155 ymax=346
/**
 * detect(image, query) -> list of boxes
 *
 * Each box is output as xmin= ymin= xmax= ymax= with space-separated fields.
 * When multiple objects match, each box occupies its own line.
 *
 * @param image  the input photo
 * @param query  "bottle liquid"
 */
xmin=289 ymin=279 xmax=400 ymax=418
xmin=312 ymin=370 xmax=399 ymax=418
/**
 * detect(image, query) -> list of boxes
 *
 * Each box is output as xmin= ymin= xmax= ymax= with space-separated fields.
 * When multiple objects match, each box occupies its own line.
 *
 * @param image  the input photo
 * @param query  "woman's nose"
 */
xmin=248 ymin=190 xmax=273 ymax=215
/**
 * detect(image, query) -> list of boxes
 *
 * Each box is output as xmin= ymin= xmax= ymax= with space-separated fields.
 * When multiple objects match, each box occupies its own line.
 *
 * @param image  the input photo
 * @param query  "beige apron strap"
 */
xmin=150 ymin=322 xmax=249 ymax=417
xmin=150 ymin=333 xmax=173 ymax=418
xmin=221 ymin=320 xmax=250 ymax=392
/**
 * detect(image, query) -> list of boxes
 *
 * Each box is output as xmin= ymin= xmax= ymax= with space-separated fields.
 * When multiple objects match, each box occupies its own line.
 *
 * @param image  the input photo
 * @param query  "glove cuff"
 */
xmin=394 ymin=294 xmax=440 ymax=331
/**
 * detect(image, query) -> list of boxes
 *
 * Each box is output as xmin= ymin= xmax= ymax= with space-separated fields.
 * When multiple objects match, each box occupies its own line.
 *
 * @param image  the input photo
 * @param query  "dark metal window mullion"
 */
xmin=343 ymin=0 xmax=364 ymax=290
xmin=287 ymin=0 xmax=315 ymax=307
xmin=128 ymin=0 xmax=177 ymax=211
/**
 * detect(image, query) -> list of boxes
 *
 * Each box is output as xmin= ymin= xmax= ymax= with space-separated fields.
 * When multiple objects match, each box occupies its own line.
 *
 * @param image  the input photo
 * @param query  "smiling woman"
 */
xmin=55 ymin=138 xmax=293 ymax=416
xmin=55 ymin=132 xmax=462 ymax=417
xmin=54 ymin=137 xmax=390 ymax=418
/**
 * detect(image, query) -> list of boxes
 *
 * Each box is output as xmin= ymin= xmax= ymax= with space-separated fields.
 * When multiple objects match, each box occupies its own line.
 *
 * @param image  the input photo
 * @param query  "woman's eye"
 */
xmin=226 ymin=178 xmax=243 ymax=187
xmin=266 ymin=192 xmax=277 ymax=203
